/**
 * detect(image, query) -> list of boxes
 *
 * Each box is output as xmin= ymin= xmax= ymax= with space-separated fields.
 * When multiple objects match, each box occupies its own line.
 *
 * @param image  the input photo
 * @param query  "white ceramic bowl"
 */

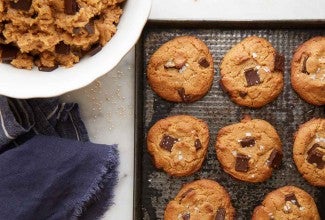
xmin=0 ymin=0 xmax=151 ymax=98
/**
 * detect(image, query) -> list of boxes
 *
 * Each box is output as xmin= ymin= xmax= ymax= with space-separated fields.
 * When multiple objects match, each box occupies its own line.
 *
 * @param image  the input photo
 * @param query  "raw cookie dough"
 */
xmin=164 ymin=179 xmax=235 ymax=220
xmin=293 ymin=118 xmax=325 ymax=187
xmin=215 ymin=115 xmax=283 ymax=182
xmin=0 ymin=0 xmax=124 ymax=70
xmin=220 ymin=36 xmax=284 ymax=108
xmin=147 ymin=36 xmax=214 ymax=103
xmin=252 ymin=186 xmax=320 ymax=220
xmin=291 ymin=36 xmax=325 ymax=105
xmin=147 ymin=115 xmax=209 ymax=177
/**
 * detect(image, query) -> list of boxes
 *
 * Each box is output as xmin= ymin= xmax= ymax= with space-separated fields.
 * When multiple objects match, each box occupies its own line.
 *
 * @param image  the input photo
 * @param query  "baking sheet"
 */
xmin=135 ymin=25 xmax=325 ymax=220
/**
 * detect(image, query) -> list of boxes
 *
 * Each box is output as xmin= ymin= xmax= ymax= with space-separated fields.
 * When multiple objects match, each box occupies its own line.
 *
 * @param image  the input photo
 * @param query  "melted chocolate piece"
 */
xmin=177 ymin=88 xmax=192 ymax=103
xmin=194 ymin=139 xmax=202 ymax=150
xmin=64 ymin=0 xmax=80 ymax=15
xmin=159 ymin=134 xmax=178 ymax=152
xmin=180 ymin=188 xmax=194 ymax=202
xmin=240 ymin=137 xmax=255 ymax=147
xmin=55 ymin=41 xmax=70 ymax=55
xmin=198 ymin=57 xmax=210 ymax=68
xmin=215 ymin=207 xmax=226 ymax=220
xmin=38 ymin=65 xmax=58 ymax=72
xmin=182 ymin=213 xmax=190 ymax=220
xmin=10 ymin=0 xmax=32 ymax=11
xmin=239 ymin=91 xmax=247 ymax=98
xmin=244 ymin=68 xmax=261 ymax=86
xmin=267 ymin=149 xmax=283 ymax=169
xmin=85 ymin=21 xmax=95 ymax=35
xmin=274 ymin=53 xmax=285 ymax=72
xmin=73 ymin=27 xmax=81 ymax=35
xmin=235 ymin=153 xmax=250 ymax=172
xmin=86 ymin=43 xmax=102 ymax=56
xmin=302 ymin=56 xmax=309 ymax=74
xmin=285 ymin=193 xmax=301 ymax=207
xmin=1 ymin=44 xmax=19 ymax=62
xmin=307 ymin=143 xmax=324 ymax=169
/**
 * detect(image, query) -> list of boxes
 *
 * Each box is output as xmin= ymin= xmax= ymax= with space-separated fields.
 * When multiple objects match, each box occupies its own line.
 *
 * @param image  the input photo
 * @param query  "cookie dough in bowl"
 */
xmin=0 ymin=0 xmax=151 ymax=98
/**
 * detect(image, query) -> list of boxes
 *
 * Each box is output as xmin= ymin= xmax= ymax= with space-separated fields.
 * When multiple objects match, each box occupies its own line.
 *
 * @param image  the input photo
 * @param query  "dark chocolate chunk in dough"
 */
xmin=55 ymin=41 xmax=70 ymax=55
xmin=159 ymin=134 xmax=178 ymax=152
xmin=240 ymin=137 xmax=255 ymax=147
xmin=239 ymin=91 xmax=247 ymax=98
xmin=10 ymin=0 xmax=32 ymax=11
xmin=86 ymin=43 xmax=102 ymax=56
xmin=182 ymin=213 xmax=190 ymax=220
xmin=38 ymin=65 xmax=58 ymax=72
xmin=267 ymin=149 xmax=283 ymax=169
xmin=64 ymin=0 xmax=80 ymax=15
xmin=244 ymin=68 xmax=261 ymax=86
xmin=194 ymin=139 xmax=202 ymax=150
xmin=85 ymin=21 xmax=95 ymax=35
xmin=198 ymin=57 xmax=210 ymax=68
xmin=285 ymin=193 xmax=301 ymax=207
xmin=274 ymin=53 xmax=285 ymax=72
xmin=177 ymin=88 xmax=192 ymax=102
xmin=215 ymin=207 xmax=226 ymax=220
xmin=307 ymin=144 xmax=324 ymax=169
xmin=1 ymin=44 xmax=19 ymax=62
xmin=235 ymin=153 xmax=250 ymax=172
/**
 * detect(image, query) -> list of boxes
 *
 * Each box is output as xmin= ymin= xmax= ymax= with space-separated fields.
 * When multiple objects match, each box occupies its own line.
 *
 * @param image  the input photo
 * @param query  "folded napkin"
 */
xmin=0 ymin=96 xmax=119 ymax=220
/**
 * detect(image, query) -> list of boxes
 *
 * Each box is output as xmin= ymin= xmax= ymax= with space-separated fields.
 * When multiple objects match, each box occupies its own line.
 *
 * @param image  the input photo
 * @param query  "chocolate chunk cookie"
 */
xmin=291 ymin=36 xmax=325 ymax=105
xmin=164 ymin=179 xmax=235 ymax=220
xmin=147 ymin=115 xmax=209 ymax=176
xmin=220 ymin=36 xmax=284 ymax=108
xmin=147 ymin=36 xmax=214 ymax=103
xmin=293 ymin=118 xmax=325 ymax=186
xmin=215 ymin=115 xmax=282 ymax=182
xmin=252 ymin=186 xmax=320 ymax=220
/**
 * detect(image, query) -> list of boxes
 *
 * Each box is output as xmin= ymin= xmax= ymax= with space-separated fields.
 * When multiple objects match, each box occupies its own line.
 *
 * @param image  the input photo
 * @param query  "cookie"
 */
xmin=147 ymin=36 xmax=214 ymax=103
xmin=252 ymin=186 xmax=320 ymax=220
xmin=293 ymin=118 xmax=325 ymax=186
xmin=291 ymin=36 xmax=325 ymax=105
xmin=215 ymin=115 xmax=282 ymax=182
xmin=147 ymin=115 xmax=209 ymax=176
xmin=220 ymin=36 xmax=284 ymax=108
xmin=164 ymin=179 xmax=235 ymax=220
xmin=0 ymin=0 xmax=124 ymax=70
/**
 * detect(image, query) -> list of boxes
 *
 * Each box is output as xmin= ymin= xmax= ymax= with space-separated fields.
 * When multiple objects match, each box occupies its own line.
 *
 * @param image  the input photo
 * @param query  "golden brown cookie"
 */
xmin=164 ymin=179 xmax=235 ymax=220
xmin=293 ymin=118 xmax=325 ymax=186
xmin=0 ymin=0 xmax=124 ymax=70
xmin=215 ymin=115 xmax=283 ymax=182
xmin=252 ymin=186 xmax=320 ymax=220
xmin=220 ymin=36 xmax=284 ymax=108
xmin=147 ymin=36 xmax=214 ymax=103
xmin=147 ymin=115 xmax=209 ymax=177
xmin=291 ymin=36 xmax=325 ymax=105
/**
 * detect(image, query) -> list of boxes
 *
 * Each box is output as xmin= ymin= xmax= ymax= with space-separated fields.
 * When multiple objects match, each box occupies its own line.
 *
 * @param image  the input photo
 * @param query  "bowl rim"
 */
xmin=0 ymin=0 xmax=151 ymax=99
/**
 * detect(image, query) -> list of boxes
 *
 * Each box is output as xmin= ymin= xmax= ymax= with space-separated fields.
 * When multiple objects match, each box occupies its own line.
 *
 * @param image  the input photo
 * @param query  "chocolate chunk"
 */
xmin=215 ymin=207 xmax=226 ymax=220
xmin=64 ymin=0 xmax=79 ymax=15
xmin=267 ymin=149 xmax=283 ymax=169
xmin=55 ymin=41 xmax=70 ymax=55
xmin=85 ymin=21 xmax=95 ymax=35
xmin=38 ymin=65 xmax=58 ymax=72
xmin=302 ymin=56 xmax=309 ymax=74
xmin=194 ymin=139 xmax=202 ymax=150
xmin=285 ymin=193 xmax=301 ymax=207
xmin=244 ymin=68 xmax=261 ymax=86
xmin=307 ymin=144 xmax=324 ymax=169
xmin=177 ymin=88 xmax=192 ymax=103
xmin=235 ymin=153 xmax=250 ymax=172
xmin=180 ymin=188 xmax=194 ymax=202
xmin=1 ymin=44 xmax=19 ymax=62
xmin=198 ymin=57 xmax=210 ymax=68
xmin=86 ymin=43 xmax=102 ymax=56
xmin=182 ymin=213 xmax=190 ymax=220
xmin=239 ymin=91 xmax=247 ymax=98
xmin=274 ymin=53 xmax=284 ymax=72
xmin=73 ymin=27 xmax=81 ymax=35
xmin=10 ymin=0 xmax=32 ymax=11
xmin=159 ymin=134 xmax=178 ymax=152
xmin=240 ymin=137 xmax=255 ymax=147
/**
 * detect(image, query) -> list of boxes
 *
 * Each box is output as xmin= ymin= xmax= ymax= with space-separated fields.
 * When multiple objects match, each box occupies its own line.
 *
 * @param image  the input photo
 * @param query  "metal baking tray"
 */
xmin=134 ymin=22 xmax=325 ymax=220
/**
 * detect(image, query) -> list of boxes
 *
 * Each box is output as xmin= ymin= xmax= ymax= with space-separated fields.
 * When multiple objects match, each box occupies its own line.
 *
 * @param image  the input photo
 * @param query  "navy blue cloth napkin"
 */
xmin=0 ymin=96 xmax=119 ymax=220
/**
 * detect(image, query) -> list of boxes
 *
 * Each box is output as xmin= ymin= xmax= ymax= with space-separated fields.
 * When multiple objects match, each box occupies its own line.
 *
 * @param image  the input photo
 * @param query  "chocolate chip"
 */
xmin=235 ymin=153 xmax=250 ymax=172
xmin=1 ymin=44 xmax=19 ymax=62
xmin=10 ymin=0 xmax=32 ymax=11
xmin=240 ymin=137 xmax=255 ymax=147
xmin=177 ymin=88 xmax=192 ymax=103
xmin=198 ymin=57 xmax=210 ymax=68
xmin=182 ymin=213 xmax=190 ymax=220
xmin=159 ymin=134 xmax=178 ymax=152
xmin=302 ymin=56 xmax=309 ymax=74
xmin=38 ymin=65 xmax=58 ymax=72
xmin=86 ymin=43 xmax=102 ymax=56
xmin=285 ymin=193 xmax=301 ymax=207
xmin=215 ymin=207 xmax=226 ymax=220
xmin=73 ymin=27 xmax=81 ymax=35
xmin=267 ymin=149 xmax=283 ymax=169
xmin=274 ymin=53 xmax=284 ymax=72
xmin=55 ymin=41 xmax=70 ymax=55
xmin=64 ymin=0 xmax=79 ymax=15
xmin=180 ymin=188 xmax=194 ymax=202
xmin=194 ymin=139 xmax=202 ymax=150
xmin=307 ymin=143 xmax=324 ymax=169
xmin=85 ymin=21 xmax=95 ymax=35
xmin=244 ymin=68 xmax=261 ymax=86
xmin=239 ymin=91 xmax=247 ymax=98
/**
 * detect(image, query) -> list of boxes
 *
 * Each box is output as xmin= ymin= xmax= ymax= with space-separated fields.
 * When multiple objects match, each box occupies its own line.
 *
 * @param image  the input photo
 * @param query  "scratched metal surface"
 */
xmin=137 ymin=27 xmax=325 ymax=220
